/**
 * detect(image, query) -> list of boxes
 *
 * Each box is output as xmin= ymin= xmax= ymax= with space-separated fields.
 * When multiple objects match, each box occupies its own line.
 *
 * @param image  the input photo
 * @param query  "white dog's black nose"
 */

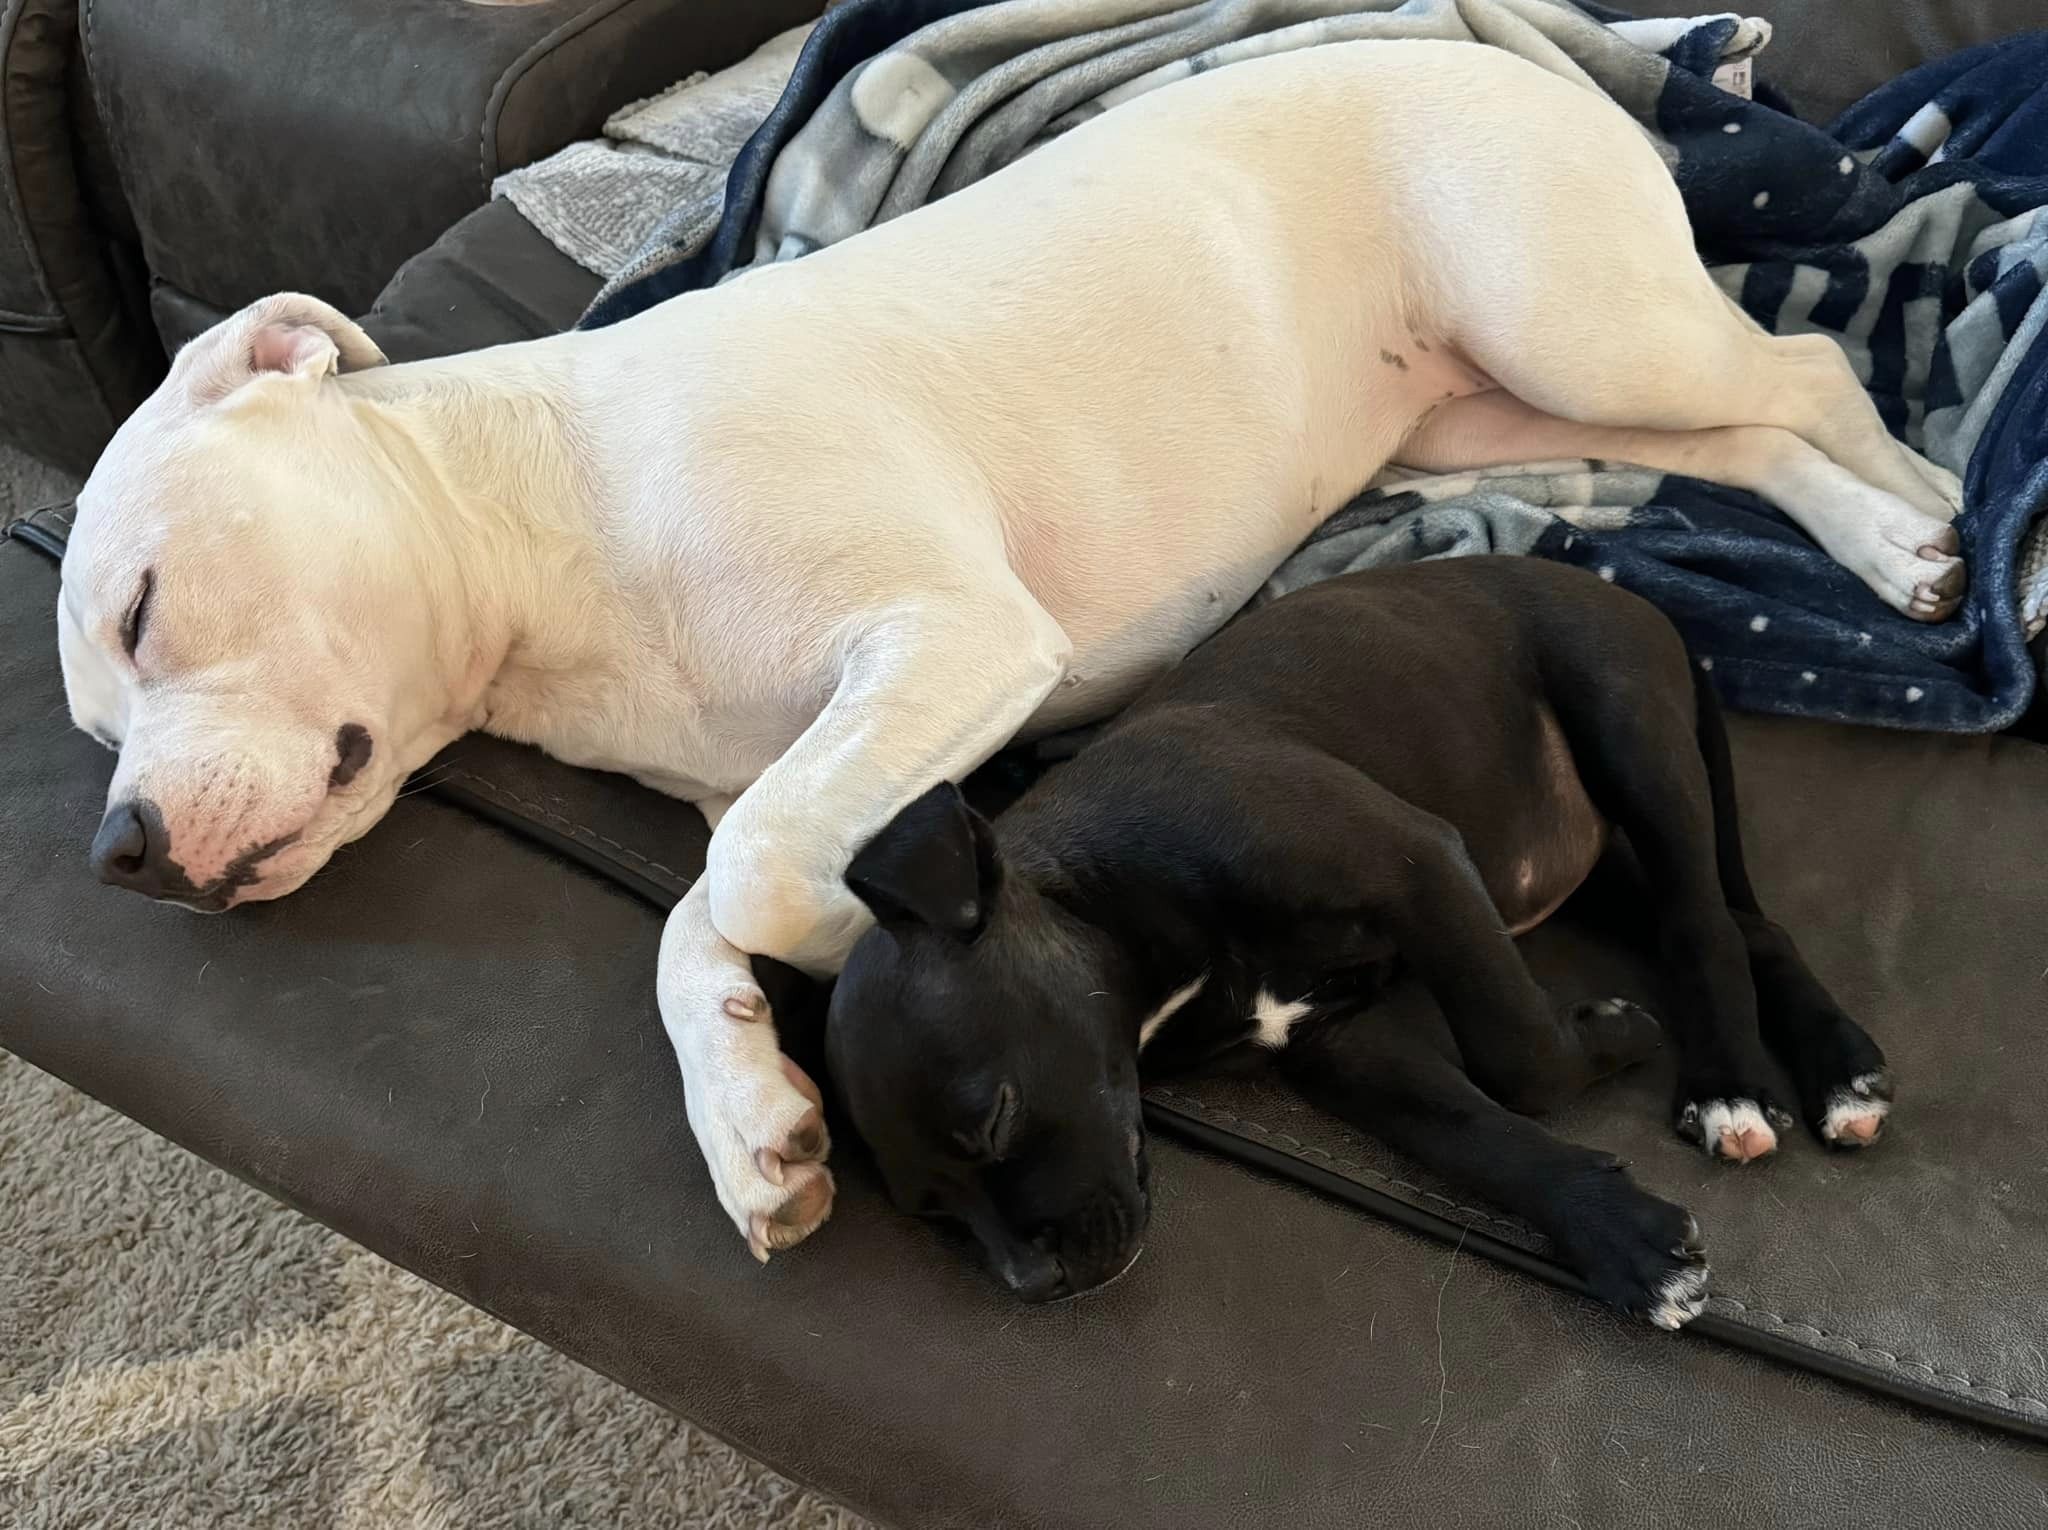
xmin=91 ymin=801 xmax=179 ymax=898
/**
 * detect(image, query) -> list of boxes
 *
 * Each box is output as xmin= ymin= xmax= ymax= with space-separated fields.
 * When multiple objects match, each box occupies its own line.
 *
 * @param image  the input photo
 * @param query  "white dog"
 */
xmin=59 ymin=41 xmax=1962 ymax=1260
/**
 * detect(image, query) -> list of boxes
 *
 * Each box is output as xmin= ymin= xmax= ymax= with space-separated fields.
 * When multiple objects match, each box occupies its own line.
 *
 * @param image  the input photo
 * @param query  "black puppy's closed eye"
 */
xmin=121 ymin=569 xmax=153 ymax=658
xmin=959 ymin=1082 xmax=1021 ymax=1162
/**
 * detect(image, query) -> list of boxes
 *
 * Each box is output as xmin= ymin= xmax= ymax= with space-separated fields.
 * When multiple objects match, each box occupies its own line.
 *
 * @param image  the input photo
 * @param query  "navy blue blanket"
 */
xmin=1532 ymin=27 xmax=2048 ymax=730
xmin=586 ymin=2 xmax=2048 ymax=731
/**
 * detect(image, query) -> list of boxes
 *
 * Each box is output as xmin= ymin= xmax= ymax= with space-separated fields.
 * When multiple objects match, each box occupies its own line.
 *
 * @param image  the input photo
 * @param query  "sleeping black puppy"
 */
xmin=825 ymin=558 xmax=1892 ymax=1326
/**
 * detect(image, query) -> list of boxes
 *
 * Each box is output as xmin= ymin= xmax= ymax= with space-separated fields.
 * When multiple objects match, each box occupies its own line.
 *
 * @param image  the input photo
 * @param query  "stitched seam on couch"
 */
xmin=1148 ymin=1085 xmax=2048 ymax=1418
xmin=437 ymin=765 xmax=693 ymax=886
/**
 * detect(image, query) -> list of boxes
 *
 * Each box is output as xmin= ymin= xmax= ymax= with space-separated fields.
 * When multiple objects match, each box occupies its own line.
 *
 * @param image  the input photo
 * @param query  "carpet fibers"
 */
xmin=1 ymin=447 xmax=868 ymax=1529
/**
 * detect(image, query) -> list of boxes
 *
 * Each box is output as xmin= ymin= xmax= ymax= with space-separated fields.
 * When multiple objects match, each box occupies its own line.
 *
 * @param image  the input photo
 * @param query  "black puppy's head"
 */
xmin=828 ymin=783 xmax=1149 ymax=1302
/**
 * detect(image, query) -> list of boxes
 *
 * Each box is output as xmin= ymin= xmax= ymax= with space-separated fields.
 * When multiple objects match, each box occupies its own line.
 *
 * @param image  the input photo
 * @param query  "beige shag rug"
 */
xmin=2 ymin=445 xmax=869 ymax=1530
xmin=0 ymin=1049 xmax=871 ymax=1530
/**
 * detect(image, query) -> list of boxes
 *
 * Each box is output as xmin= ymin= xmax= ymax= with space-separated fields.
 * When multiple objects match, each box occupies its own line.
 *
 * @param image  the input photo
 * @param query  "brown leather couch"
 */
xmin=6 ymin=3 xmax=2048 ymax=1525
xmin=0 ymin=0 xmax=823 ymax=473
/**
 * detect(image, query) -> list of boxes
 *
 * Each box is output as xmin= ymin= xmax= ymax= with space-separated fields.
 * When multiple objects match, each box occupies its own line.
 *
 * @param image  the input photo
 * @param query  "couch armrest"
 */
xmin=0 ymin=0 xmax=159 ymax=474
xmin=83 ymin=0 xmax=824 ymax=319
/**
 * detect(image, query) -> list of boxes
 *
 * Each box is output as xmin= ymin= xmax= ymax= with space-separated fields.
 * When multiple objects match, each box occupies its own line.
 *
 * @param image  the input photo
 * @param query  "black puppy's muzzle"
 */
xmin=997 ymin=1243 xmax=1072 ymax=1304
xmin=997 ymin=1173 xmax=1151 ymax=1304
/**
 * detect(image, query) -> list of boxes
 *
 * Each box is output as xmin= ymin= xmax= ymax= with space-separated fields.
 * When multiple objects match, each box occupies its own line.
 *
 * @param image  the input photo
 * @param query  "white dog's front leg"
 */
xmin=658 ymin=878 xmax=833 ymax=1262
xmin=667 ymin=589 xmax=1071 ymax=1260
xmin=707 ymin=593 xmax=1072 ymax=973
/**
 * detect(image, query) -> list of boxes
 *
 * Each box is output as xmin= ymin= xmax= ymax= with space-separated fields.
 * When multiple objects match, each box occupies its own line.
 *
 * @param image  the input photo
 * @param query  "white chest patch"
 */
xmin=1249 ymin=989 xmax=1314 ymax=1049
xmin=1138 ymin=975 xmax=1208 ymax=1053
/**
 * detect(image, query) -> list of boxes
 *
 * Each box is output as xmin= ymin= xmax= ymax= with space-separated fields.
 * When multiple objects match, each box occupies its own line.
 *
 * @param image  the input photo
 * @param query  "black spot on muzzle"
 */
xmin=329 ymin=723 xmax=373 ymax=789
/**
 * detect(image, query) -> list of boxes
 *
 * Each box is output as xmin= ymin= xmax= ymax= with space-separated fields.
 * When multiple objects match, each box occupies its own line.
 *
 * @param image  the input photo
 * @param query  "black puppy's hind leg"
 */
xmin=1541 ymin=638 xmax=1791 ymax=1163
xmin=1280 ymin=1010 xmax=1709 ymax=1329
xmin=1691 ymin=668 xmax=1893 ymax=1147
xmin=1225 ymin=751 xmax=1658 ymax=1116
xmin=1342 ymin=788 xmax=1662 ymax=1115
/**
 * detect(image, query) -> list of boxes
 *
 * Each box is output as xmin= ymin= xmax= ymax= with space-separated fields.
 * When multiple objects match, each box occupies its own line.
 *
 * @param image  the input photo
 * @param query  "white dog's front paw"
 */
xmin=680 ymin=982 xmax=836 ymax=1262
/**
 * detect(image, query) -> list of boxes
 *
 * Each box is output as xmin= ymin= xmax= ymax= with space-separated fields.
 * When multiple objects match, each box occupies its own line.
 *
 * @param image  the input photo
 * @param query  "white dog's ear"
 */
xmin=174 ymin=292 xmax=387 ymax=404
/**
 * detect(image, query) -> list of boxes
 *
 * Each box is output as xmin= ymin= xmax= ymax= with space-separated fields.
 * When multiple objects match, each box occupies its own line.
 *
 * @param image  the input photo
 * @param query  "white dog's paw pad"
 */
xmin=680 ymin=1014 xmax=837 ymax=1261
xmin=1678 ymin=1097 xmax=1781 ymax=1163
xmin=722 ymin=983 xmax=768 ymax=1022
xmin=745 ymin=1162 xmax=835 ymax=1263
xmin=1649 ymin=1262 xmax=1712 ymax=1331
xmin=1821 ymin=1071 xmax=1893 ymax=1148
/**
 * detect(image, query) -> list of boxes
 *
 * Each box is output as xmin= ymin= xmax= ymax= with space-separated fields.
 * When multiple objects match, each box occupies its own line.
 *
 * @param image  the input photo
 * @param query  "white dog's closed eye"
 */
xmin=119 ymin=570 xmax=152 ymax=659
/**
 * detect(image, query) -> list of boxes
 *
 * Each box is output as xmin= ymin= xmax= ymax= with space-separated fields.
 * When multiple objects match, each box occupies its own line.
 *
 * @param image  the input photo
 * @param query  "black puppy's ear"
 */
xmin=845 ymin=782 xmax=1001 ymax=941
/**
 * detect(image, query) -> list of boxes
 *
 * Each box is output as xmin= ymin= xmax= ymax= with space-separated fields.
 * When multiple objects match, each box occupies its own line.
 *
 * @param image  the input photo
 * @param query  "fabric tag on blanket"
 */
xmin=1712 ymin=56 xmax=1753 ymax=99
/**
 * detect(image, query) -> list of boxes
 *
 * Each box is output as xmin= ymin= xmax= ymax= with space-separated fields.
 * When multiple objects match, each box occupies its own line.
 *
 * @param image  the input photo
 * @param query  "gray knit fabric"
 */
xmin=493 ymin=24 xmax=814 ymax=278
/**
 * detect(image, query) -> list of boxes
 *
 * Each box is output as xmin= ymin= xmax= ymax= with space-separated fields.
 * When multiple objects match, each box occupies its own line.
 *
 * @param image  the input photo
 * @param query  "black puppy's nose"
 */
xmin=91 ymin=801 xmax=176 ymax=897
xmin=1001 ymin=1247 xmax=1069 ymax=1305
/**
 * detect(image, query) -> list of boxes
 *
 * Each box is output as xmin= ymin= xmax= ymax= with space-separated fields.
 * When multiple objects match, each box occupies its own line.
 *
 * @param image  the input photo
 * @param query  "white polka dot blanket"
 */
xmin=573 ymin=0 xmax=2048 ymax=732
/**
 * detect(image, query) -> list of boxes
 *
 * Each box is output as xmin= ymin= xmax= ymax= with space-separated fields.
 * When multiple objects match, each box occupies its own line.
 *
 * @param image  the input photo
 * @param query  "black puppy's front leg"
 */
xmin=1280 ymin=1008 xmax=1708 ymax=1329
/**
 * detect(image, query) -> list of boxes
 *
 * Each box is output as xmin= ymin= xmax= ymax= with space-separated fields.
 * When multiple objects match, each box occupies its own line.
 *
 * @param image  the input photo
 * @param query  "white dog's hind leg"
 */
xmin=666 ymin=581 xmax=1072 ymax=1259
xmin=1476 ymin=317 xmax=1964 ymax=621
xmin=1396 ymin=392 xmax=1964 ymax=618
xmin=1436 ymin=148 xmax=1964 ymax=619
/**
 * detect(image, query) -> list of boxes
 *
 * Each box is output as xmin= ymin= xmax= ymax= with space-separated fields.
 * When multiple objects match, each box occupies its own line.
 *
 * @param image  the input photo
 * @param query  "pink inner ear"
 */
xmin=248 ymin=322 xmax=334 ymax=378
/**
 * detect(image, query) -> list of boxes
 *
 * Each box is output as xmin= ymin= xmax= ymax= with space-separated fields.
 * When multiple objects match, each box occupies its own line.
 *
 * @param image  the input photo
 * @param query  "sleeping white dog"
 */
xmin=57 ymin=41 xmax=1963 ymax=1261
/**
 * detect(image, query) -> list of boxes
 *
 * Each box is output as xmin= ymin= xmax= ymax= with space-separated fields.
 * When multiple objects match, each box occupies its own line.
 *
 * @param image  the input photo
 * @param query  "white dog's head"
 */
xmin=60 ymin=294 xmax=484 ymax=910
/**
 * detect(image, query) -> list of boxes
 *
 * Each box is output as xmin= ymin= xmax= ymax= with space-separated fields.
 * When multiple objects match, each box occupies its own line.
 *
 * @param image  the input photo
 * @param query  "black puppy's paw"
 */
xmin=1563 ymin=997 xmax=1661 ymax=1081
xmin=1816 ymin=1067 xmax=1893 ymax=1150
xmin=1556 ymin=1165 xmax=1710 ymax=1330
xmin=1778 ymin=1014 xmax=1893 ymax=1149
xmin=1674 ymin=1087 xmax=1792 ymax=1164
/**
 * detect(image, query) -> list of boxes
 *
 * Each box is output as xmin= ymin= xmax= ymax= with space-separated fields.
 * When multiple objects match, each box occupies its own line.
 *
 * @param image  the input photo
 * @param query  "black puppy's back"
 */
xmin=1125 ymin=556 xmax=1690 ymax=789
xmin=1057 ymin=558 xmax=1690 ymax=915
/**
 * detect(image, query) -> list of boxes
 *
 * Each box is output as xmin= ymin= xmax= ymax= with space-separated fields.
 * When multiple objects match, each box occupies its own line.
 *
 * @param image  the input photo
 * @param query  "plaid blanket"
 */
xmin=578 ymin=0 xmax=2048 ymax=731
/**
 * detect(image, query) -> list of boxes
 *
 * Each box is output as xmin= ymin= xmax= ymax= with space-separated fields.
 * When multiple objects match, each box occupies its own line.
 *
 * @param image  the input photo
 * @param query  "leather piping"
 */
xmin=480 ymin=0 xmax=641 ymax=191
xmin=0 ymin=309 xmax=67 ymax=333
xmin=7 ymin=517 xmax=2044 ymax=1445
xmin=0 ymin=0 xmax=56 ymax=316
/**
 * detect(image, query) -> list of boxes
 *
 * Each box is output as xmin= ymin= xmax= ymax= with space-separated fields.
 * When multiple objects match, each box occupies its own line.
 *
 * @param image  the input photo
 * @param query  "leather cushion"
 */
xmin=0 ymin=0 xmax=159 ymax=473
xmin=5 ymin=520 xmax=2047 ymax=1524
xmin=82 ymin=0 xmax=825 ymax=319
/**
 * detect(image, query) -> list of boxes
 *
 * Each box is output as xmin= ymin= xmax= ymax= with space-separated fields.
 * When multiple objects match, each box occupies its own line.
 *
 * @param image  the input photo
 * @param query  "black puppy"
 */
xmin=826 ymin=558 xmax=1891 ymax=1325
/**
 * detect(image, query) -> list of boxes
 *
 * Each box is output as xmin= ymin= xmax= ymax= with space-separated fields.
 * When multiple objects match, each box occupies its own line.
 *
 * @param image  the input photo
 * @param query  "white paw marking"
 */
xmin=1249 ymin=988 xmax=1313 ymax=1048
xmin=1138 ymin=974 xmax=1208 ymax=1053
xmin=1684 ymin=1098 xmax=1778 ymax=1162
xmin=1821 ymin=1072 xmax=1891 ymax=1146
xmin=1650 ymin=1263 xmax=1711 ymax=1330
